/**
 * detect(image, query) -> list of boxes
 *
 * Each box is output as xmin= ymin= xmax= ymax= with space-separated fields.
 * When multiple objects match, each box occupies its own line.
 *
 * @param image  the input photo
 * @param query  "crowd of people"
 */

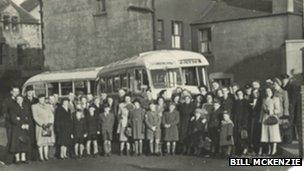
xmin=1 ymin=74 xmax=301 ymax=164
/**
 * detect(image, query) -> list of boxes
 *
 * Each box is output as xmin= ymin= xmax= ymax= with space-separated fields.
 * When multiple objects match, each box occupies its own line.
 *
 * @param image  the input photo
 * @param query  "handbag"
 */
xmin=18 ymin=135 xmax=30 ymax=144
xmin=41 ymin=126 xmax=52 ymax=137
xmin=264 ymin=115 xmax=279 ymax=126
xmin=240 ymin=129 xmax=248 ymax=140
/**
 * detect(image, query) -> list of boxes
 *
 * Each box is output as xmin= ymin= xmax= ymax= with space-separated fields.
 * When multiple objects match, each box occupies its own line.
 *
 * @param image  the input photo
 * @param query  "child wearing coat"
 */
xmin=73 ymin=109 xmax=87 ymax=158
xmin=99 ymin=105 xmax=115 ymax=157
xmin=129 ymin=100 xmax=145 ymax=156
xmin=162 ymin=103 xmax=180 ymax=155
xmin=85 ymin=106 xmax=100 ymax=157
xmin=117 ymin=104 xmax=131 ymax=156
xmin=145 ymin=103 xmax=162 ymax=156
xmin=189 ymin=108 xmax=206 ymax=156
xmin=220 ymin=111 xmax=234 ymax=157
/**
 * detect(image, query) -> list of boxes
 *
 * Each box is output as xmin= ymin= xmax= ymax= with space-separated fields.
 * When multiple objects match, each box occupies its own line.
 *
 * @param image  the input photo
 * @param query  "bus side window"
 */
xmin=142 ymin=70 xmax=149 ymax=89
xmin=61 ymin=82 xmax=73 ymax=96
xmin=113 ymin=76 xmax=121 ymax=92
xmin=135 ymin=69 xmax=142 ymax=92
xmin=99 ymin=78 xmax=106 ymax=93
xmin=47 ymin=82 xmax=59 ymax=96
xmin=74 ymin=81 xmax=88 ymax=96
xmin=34 ymin=83 xmax=46 ymax=96
xmin=106 ymin=77 xmax=113 ymax=93
xmin=121 ymin=73 xmax=129 ymax=90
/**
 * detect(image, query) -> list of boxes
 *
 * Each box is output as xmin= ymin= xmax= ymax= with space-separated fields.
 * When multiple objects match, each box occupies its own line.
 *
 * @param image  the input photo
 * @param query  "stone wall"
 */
xmin=191 ymin=14 xmax=303 ymax=85
xmin=42 ymin=0 xmax=154 ymax=71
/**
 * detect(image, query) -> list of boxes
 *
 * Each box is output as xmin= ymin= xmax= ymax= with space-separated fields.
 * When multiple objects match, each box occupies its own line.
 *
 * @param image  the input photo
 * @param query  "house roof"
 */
xmin=0 ymin=0 xmax=39 ymax=24
xmin=223 ymin=0 xmax=272 ymax=12
xmin=192 ymin=1 xmax=271 ymax=25
xmin=20 ymin=0 xmax=39 ymax=12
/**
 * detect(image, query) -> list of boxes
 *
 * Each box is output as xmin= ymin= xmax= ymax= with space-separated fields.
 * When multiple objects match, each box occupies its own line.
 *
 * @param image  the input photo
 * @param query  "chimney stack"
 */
xmin=272 ymin=0 xmax=294 ymax=13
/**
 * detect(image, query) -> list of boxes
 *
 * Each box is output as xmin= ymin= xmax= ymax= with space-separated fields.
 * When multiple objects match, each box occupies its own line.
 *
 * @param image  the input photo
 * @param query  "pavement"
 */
xmin=280 ymin=141 xmax=301 ymax=157
xmin=0 ymin=155 xmax=297 ymax=171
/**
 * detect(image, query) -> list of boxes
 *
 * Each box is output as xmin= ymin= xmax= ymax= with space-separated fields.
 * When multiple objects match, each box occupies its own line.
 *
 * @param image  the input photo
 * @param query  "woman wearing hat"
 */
xmin=260 ymin=87 xmax=281 ymax=155
xmin=162 ymin=103 xmax=180 ymax=155
xmin=273 ymin=78 xmax=291 ymax=144
xmin=32 ymin=94 xmax=55 ymax=161
xmin=9 ymin=95 xmax=32 ymax=164
xmin=54 ymin=98 xmax=74 ymax=159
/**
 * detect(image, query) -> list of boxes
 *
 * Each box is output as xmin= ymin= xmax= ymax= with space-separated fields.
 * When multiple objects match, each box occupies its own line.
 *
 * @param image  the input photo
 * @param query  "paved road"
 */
xmin=0 ymin=155 xmax=296 ymax=171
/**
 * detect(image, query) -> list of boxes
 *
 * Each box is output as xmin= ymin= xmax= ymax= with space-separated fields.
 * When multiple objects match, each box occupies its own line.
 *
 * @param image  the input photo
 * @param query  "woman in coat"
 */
xmin=117 ymin=105 xmax=130 ymax=155
xmin=54 ymin=98 xmax=73 ymax=159
xmin=32 ymin=95 xmax=55 ymax=161
xmin=162 ymin=103 xmax=180 ymax=155
xmin=9 ymin=95 xmax=31 ymax=164
xmin=260 ymin=87 xmax=281 ymax=156
xmin=129 ymin=100 xmax=145 ymax=156
xmin=178 ymin=95 xmax=196 ymax=154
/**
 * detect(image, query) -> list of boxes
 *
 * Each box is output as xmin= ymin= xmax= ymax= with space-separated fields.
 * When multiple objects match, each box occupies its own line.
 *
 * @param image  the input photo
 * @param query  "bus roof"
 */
xmin=23 ymin=67 xmax=103 ymax=85
xmin=98 ymin=50 xmax=209 ymax=74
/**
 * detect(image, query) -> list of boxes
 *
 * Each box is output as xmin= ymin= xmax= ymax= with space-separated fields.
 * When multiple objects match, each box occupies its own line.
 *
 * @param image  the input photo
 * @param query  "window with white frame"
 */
xmin=97 ymin=0 xmax=106 ymax=12
xmin=11 ymin=16 xmax=18 ymax=31
xmin=157 ymin=19 xmax=164 ymax=42
xmin=171 ymin=21 xmax=183 ymax=49
xmin=199 ymin=28 xmax=211 ymax=53
xmin=3 ymin=15 xmax=10 ymax=30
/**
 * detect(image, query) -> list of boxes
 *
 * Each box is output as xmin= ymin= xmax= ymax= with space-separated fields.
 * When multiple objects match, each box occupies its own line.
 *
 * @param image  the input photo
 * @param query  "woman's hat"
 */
xmin=273 ymin=77 xmax=282 ymax=86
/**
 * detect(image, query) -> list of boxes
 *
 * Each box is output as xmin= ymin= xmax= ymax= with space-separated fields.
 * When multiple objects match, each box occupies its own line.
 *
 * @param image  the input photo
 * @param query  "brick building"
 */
xmin=191 ymin=0 xmax=303 ymax=86
xmin=0 ymin=0 xmax=43 ymax=96
xmin=41 ymin=0 xmax=154 ymax=71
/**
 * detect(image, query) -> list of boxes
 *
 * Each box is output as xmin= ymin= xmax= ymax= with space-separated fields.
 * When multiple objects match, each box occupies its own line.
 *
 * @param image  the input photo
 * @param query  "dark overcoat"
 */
xmin=162 ymin=110 xmax=180 ymax=141
xmin=55 ymin=106 xmax=73 ymax=146
xmin=9 ymin=103 xmax=31 ymax=153
xmin=129 ymin=108 xmax=145 ymax=140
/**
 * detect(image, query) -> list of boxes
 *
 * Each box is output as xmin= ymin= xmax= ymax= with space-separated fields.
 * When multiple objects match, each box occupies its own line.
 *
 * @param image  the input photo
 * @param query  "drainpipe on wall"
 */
xmin=150 ymin=0 xmax=156 ymax=50
xmin=38 ymin=0 xmax=45 ymax=70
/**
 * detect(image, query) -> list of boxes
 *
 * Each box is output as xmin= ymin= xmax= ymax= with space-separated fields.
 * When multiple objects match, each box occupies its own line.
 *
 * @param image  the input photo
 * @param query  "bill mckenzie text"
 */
xmin=229 ymin=158 xmax=302 ymax=166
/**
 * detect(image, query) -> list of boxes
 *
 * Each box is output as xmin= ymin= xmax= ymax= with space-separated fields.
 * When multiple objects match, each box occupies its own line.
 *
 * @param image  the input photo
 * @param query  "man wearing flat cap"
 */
xmin=273 ymin=77 xmax=291 ymax=144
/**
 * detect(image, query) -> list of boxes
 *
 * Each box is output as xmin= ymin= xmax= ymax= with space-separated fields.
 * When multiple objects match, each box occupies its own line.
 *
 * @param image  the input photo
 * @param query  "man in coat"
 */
xmin=23 ymin=88 xmax=38 ymax=161
xmin=178 ymin=95 xmax=196 ymax=154
xmin=273 ymin=78 xmax=291 ymax=144
xmin=281 ymin=74 xmax=301 ymax=141
xmin=1 ymin=86 xmax=20 ymax=163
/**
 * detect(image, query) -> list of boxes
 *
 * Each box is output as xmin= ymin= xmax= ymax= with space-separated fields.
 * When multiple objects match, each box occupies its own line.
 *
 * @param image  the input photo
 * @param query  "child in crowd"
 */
xmin=220 ymin=111 xmax=234 ymax=157
xmin=145 ymin=103 xmax=162 ymax=156
xmin=85 ymin=106 xmax=100 ymax=157
xmin=73 ymin=109 xmax=87 ymax=159
xmin=189 ymin=109 xmax=205 ymax=156
xmin=99 ymin=105 xmax=115 ymax=157
xmin=129 ymin=100 xmax=145 ymax=156
xmin=162 ymin=103 xmax=180 ymax=155
xmin=117 ymin=105 xmax=130 ymax=156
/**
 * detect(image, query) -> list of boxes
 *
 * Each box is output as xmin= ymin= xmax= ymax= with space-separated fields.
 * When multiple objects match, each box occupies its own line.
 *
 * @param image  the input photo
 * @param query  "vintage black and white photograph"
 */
xmin=0 ymin=0 xmax=303 ymax=171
